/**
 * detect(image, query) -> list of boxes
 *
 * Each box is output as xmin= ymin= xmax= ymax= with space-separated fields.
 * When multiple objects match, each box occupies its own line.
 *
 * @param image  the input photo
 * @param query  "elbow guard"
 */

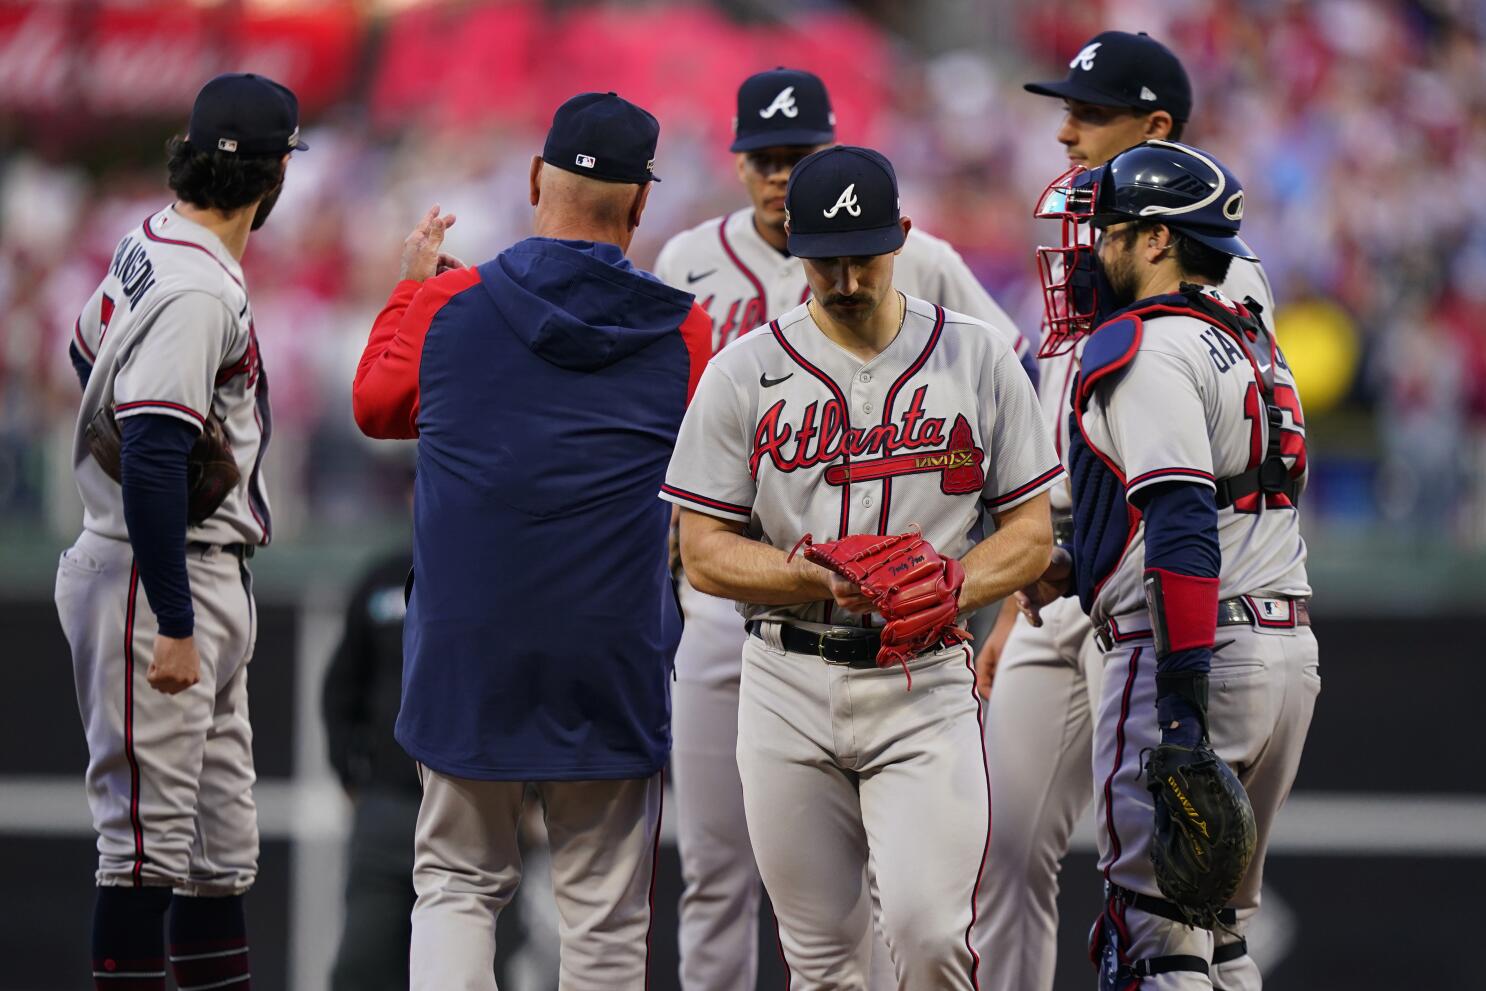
xmin=1142 ymin=567 xmax=1218 ymax=659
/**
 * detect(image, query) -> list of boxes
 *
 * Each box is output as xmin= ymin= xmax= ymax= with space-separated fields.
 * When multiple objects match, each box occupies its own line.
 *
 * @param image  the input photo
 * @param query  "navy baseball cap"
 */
xmin=1024 ymin=31 xmax=1192 ymax=123
xmin=730 ymin=68 xmax=836 ymax=152
xmin=543 ymin=92 xmax=661 ymax=184
xmin=785 ymin=146 xmax=904 ymax=258
xmin=187 ymin=73 xmax=307 ymax=157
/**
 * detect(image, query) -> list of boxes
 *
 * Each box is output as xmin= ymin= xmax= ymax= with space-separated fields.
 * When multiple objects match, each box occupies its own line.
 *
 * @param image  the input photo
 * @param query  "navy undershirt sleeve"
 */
xmin=1138 ymin=482 xmax=1220 ymax=583
xmin=1137 ymin=481 xmax=1221 ymax=743
xmin=70 ymin=342 xmax=92 ymax=389
xmin=120 ymin=414 xmax=198 ymax=638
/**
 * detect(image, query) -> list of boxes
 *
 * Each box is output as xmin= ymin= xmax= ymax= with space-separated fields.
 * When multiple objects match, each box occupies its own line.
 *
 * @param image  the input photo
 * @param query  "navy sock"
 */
xmin=92 ymin=886 xmax=171 ymax=990
xmin=168 ymin=894 xmax=251 ymax=989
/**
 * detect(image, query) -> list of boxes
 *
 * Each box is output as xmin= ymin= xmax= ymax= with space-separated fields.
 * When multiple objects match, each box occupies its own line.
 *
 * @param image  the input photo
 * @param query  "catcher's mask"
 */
xmin=1034 ymin=140 xmax=1260 ymax=357
xmin=1034 ymin=164 xmax=1101 ymax=357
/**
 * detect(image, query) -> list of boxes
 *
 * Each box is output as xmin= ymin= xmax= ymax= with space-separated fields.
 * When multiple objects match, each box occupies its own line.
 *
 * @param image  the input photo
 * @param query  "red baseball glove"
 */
xmin=792 ymin=529 xmax=971 ymax=683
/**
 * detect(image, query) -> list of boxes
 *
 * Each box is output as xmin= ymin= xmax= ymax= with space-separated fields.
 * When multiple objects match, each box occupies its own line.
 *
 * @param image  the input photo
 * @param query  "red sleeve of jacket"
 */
xmin=679 ymin=301 xmax=713 ymax=405
xmin=353 ymin=268 xmax=483 ymax=438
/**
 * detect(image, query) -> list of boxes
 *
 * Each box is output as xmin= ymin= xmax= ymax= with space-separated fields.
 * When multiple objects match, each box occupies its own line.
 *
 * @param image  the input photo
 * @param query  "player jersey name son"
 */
xmin=109 ymin=234 xmax=159 ymax=310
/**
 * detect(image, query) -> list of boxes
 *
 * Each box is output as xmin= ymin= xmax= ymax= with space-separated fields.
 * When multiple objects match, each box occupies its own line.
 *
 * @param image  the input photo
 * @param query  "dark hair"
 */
xmin=1126 ymin=219 xmax=1233 ymax=284
xmin=165 ymin=136 xmax=284 ymax=212
xmin=1167 ymin=119 xmax=1186 ymax=142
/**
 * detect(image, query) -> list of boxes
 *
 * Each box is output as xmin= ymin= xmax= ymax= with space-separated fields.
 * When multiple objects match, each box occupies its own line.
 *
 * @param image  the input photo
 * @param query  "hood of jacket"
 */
xmin=479 ymin=237 xmax=694 ymax=372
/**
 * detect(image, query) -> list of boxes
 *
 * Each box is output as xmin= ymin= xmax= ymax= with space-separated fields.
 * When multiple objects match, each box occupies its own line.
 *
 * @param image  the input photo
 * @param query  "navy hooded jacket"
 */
xmin=354 ymin=237 xmax=710 ymax=780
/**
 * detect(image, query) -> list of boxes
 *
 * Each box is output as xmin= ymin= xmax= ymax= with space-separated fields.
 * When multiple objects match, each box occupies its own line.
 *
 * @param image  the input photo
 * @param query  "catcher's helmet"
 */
xmin=1034 ymin=140 xmax=1256 ymax=356
xmin=1091 ymin=140 xmax=1255 ymax=260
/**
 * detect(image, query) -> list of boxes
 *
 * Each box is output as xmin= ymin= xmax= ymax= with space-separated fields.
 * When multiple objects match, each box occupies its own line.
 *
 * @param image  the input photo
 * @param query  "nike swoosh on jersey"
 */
xmin=687 ymin=269 xmax=717 ymax=284
xmin=760 ymin=372 xmax=794 ymax=388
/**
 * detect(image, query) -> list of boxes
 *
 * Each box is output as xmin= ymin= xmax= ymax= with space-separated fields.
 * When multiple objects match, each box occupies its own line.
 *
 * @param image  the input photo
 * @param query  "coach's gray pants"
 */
xmin=408 ymin=766 xmax=663 ymax=991
xmin=736 ymin=631 xmax=988 ymax=991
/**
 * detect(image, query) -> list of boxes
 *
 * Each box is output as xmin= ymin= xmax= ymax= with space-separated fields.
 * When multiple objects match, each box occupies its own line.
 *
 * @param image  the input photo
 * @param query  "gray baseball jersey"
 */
xmin=1037 ymin=258 xmax=1274 ymax=514
xmin=1077 ymin=285 xmax=1309 ymax=623
xmin=71 ymin=206 xmax=272 ymax=546
xmin=661 ymin=294 xmax=1062 ymax=624
xmin=654 ymin=209 xmax=1031 ymax=363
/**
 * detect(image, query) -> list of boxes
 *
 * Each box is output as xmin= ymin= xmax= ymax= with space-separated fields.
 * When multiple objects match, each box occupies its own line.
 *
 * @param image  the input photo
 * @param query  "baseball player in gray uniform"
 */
xmin=651 ymin=67 xmax=1033 ymax=991
xmin=975 ymin=33 xmax=1275 ymax=991
xmin=54 ymin=74 xmax=302 ymax=991
xmin=663 ymin=146 xmax=1062 ymax=991
xmin=1023 ymin=141 xmax=1318 ymax=990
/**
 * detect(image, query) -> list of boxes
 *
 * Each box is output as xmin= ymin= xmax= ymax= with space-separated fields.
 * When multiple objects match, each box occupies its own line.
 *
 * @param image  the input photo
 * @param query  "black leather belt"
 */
xmin=1053 ymin=515 xmax=1075 ymax=545
xmin=746 ymin=621 xmax=882 ymax=667
xmin=1096 ymin=596 xmax=1309 ymax=651
xmin=188 ymin=541 xmax=255 ymax=560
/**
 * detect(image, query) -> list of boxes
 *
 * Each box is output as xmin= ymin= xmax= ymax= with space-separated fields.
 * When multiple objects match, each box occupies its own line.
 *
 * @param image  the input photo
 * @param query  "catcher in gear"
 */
xmin=662 ymin=146 xmax=1062 ymax=989
xmin=1020 ymin=141 xmax=1318 ymax=990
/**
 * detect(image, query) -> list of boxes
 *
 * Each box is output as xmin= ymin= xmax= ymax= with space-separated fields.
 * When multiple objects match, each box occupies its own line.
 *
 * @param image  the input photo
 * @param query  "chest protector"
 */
xmin=1066 ymin=284 xmax=1298 ymax=613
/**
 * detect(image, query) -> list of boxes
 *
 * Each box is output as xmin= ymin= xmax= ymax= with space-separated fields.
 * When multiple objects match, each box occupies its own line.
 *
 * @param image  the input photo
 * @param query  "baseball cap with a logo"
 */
xmin=543 ymin=91 xmax=662 ymax=184
xmin=187 ymin=73 xmax=308 ymax=156
xmin=1024 ymin=30 xmax=1192 ymax=123
xmin=730 ymin=67 xmax=836 ymax=152
xmin=784 ymin=146 xmax=904 ymax=258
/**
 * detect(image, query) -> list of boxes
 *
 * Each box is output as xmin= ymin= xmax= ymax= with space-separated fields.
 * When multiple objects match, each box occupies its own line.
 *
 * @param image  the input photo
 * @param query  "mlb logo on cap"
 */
xmin=543 ymin=91 xmax=662 ymax=184
xmin=784 ymin=146 xmax=905 ymax=259
xmin=187 ymin=72 xmax=308 ymax=157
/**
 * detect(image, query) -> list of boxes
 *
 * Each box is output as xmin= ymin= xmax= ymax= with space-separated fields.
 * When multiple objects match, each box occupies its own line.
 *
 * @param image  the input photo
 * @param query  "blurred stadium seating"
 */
xmin=3 ymin=0 xmax=1485 ymax=559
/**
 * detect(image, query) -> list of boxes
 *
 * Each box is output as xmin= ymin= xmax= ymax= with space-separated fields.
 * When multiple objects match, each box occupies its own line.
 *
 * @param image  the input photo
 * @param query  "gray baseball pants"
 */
xmin=408 ymin=766 xmax=664 ymax=991
xmin=735 ymin=631 xmax=988 ymax=991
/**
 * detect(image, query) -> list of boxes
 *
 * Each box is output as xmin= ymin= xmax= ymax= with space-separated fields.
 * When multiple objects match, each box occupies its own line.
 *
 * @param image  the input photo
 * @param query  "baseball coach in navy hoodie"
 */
xmin=353 ymin=92 xmax=710 ymax=990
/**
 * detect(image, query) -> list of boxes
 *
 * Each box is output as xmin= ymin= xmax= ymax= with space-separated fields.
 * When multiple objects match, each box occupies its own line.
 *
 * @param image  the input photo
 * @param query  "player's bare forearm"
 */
xmin=958 ymin=492 xmax=1054 ymax=613
xmin=678 ymin=509 xmax=833 ymax=604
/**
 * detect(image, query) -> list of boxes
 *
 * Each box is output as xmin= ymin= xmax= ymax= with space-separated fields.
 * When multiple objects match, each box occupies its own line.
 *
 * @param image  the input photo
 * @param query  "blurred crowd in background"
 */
xmin=3 ymin=0 xmax=1485 ymax=547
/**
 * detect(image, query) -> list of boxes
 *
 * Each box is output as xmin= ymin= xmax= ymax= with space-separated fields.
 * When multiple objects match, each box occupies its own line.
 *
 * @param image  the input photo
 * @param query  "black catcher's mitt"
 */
xmin=1144 ymin=741 xmax=1257 ymax=930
